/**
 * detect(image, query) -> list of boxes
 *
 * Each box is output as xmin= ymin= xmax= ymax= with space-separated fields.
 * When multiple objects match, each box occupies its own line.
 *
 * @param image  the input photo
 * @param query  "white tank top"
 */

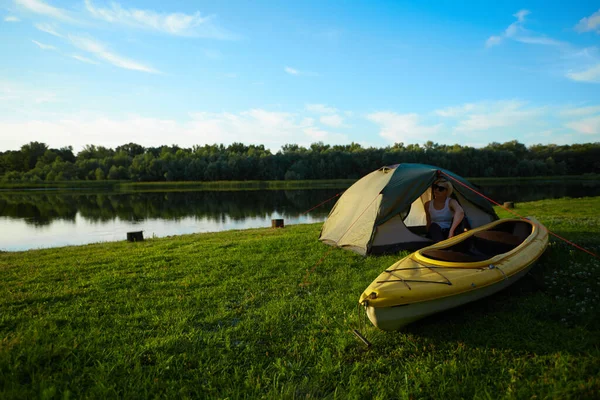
xmin=429 ymin=198 xmax=453 ymax=229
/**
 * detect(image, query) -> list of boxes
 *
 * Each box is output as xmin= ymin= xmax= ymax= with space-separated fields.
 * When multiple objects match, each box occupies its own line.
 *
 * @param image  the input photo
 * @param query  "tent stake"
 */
xmin=351 ymin=329 xmax=372 ymax=347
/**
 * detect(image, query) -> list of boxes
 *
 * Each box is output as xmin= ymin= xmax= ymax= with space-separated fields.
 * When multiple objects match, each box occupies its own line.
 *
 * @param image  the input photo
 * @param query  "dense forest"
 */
xmin=0 ymin=140 xmax=599 ymax=182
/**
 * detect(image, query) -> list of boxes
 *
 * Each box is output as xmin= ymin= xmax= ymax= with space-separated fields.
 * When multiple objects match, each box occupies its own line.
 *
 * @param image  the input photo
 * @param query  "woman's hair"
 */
xmin=433 ymin=179 xmax=453 ymax=198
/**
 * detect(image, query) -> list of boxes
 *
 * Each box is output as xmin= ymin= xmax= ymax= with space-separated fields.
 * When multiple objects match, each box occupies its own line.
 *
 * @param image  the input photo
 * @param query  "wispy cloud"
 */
xmin=0 ymin=109 xmax=348 ymax=151
xmin=84 ymin=0 xmax=235 ymax=39
xmin=0 ymin=81 xmax=58 ymax=104
xmin=575 ymin=9 xmax=600 ymax=34
xmin=35 ymin=22 xmax=63 ymax=37
xmin=565 ymin=115 xmax=600 ymax=134
xmin=373 ymin=100 xmax=599 ymax=145
xmin=452 ymin=101 xmax=544 ymax=132
xmin=566 ymin=64 xmax=600 ymax=83
xmin=71 ymin=54 xmax=98 ymax=65
xmin=284 ymin=66 xmax=319 ymax=77
xmin=306 ymin=104 xmax=337 ymax=114
xmin=560 ymin=105 xmax=600 ymax=117
xmin=435 ymin=103 xmax=476 ymax=117
xmin=367 ymin=112 xmax=442 ymax=142
xmin=485 ymin=36 xmax=502 ymax=47
xmin=487 ymin=10 xmax=600 ymax=84
xmin=486 ymin=10 xmax=565 ymax=48
xmin=4 ymin=16 xmax=20 ymax=22
xmin=31 ymin=39 xmax=56 ymax=50
xmin=69 ymin=35 xmax=159 ymax=73
xmin=560 ymin=103 xmax=600 ymax=135
xmin=14 ymin=0 xmax=76 ymax=23
xmin=320 ymin=114 xmax=344 ymax=128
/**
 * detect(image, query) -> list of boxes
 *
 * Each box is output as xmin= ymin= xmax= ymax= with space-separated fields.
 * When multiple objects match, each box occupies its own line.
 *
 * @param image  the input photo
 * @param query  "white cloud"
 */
xmin=575 ymin=9 xmax=600 ymax=34
xmin=320 ymin=114 xmax=344 ymax=128
xmin=559 ymin=105 xmax=600 ymax=117
xmin=69 ymin=35 xmax=159 ymax=73
xmin=514 ymin=9 xmax=530 ymax=23
xmin=306 ymin=104 xmax=338 ymax=114
xmin=84 ymin=0 xmax=234 ymax=39
xmin=566 ymin=63 xmax=600 ymax=83
xmin=304 ymin=126 xmax=330 ymax=140
xmin=31 ymin=39 xmax=56 ymax=50
xmin=35 ymin=22 xmax=63 ymax=37
xmin=486 ymin=9 xmax=565 ymax=48
xmin=453 ymin=101 xmax=543 ymax=132
xmin=71 ymin=54 xmax=98 ymax=64
xmin=186 ymin=109 xmax=349 ymax=147
xmin=0 ymin=81 xmax=58 ymax=104
xmin=0 ymin=109 xmax=350 ymax=152
xmin=15 ymin=0 xmax=75 ymax=23
xmin=4 ymin=16 xmax=20 ymax=22
xmin=367 ymin=112 xmax=442 ymax=142
xmin=284 ymin=66 xmax=318 ymax=77
xmin=565 ymin=116 xmax=600 ymax=134
xmin=516 ymin=36 xmax=564 ymax=46
xmin=485 ymin=35 xmax=503 ymax=48
xmin=435 ymin=103 xmax=476 ymax=117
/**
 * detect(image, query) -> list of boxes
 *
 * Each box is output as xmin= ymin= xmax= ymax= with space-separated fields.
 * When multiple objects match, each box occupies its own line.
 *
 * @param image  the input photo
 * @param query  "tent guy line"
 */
xmin=439 ymin=171 xmax=600 ymax=260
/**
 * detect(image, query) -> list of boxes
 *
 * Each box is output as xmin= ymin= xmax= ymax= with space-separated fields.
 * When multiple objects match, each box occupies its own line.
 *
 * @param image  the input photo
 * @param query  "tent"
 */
xmin=319 ymin=163 xmax=498 ymax=255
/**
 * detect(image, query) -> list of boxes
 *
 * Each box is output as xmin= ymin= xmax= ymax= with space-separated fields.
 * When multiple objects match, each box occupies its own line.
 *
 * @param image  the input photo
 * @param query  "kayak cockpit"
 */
xmin=420 ymin=220 xmax=534 ymax=263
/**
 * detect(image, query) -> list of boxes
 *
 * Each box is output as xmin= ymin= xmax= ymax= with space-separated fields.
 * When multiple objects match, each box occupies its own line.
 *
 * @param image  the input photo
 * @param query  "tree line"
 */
xmin=0 ymin=140 xmax=598 ymax=183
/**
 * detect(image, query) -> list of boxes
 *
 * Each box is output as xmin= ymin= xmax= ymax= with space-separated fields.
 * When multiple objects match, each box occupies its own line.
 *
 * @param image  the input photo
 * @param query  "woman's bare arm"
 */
xmin=424 ymin=200 xmax=431 ymax=229
xmin=448 ymin=199 xmax=464 ymax=237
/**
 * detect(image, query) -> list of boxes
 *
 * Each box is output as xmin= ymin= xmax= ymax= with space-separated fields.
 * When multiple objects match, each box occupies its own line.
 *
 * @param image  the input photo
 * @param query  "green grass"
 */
xmin=1 ymin=197 xmax=599 ymax=399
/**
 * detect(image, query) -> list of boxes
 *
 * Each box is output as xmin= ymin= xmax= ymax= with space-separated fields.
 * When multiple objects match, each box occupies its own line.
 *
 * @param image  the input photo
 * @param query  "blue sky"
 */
xmin=1 ymin=0 xmax=600 ymax=152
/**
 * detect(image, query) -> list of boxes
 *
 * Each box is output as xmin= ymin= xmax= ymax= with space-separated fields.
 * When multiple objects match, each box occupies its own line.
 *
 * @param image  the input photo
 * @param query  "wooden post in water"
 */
xmin=127 ymin=231 xmax=144 ymax=242
xmin=271 ymin=219 xmax=284 ymax=228
xmin=503 ymin=202 xmax=515 ymax=209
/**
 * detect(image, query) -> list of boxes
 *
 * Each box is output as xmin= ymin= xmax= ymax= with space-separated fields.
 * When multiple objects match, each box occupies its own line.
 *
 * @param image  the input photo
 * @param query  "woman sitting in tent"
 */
xmin=425 ymin=179 xmax=465 ymax=242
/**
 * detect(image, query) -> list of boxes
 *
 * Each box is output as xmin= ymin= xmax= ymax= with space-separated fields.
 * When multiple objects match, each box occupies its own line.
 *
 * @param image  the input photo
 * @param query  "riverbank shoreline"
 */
xmin=0 ymin=174 xmax=598 ymax=193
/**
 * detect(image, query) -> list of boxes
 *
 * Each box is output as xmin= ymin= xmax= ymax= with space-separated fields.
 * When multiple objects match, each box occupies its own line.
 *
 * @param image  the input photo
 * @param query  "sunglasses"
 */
xmin=432 ymin=184 xmax=447 ymax=192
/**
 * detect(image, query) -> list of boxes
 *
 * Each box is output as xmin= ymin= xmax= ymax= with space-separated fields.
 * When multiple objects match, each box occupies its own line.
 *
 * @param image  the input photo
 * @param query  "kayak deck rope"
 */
xmin=380 ymin=266 xmax=454 ymax=287
xmin=439 ymin=171 xmax=600 ymax=260
xmin=379 ymin=260 xmax=503 ymax=287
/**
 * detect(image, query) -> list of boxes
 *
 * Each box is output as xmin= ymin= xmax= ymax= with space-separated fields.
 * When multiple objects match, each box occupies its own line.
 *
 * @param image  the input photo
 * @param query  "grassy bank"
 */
xmin=1 ymin=198 xmax=599 ymax=398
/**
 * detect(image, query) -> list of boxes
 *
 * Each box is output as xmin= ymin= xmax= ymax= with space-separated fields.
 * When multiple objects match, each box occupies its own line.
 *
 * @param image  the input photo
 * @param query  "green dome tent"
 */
xmin=319 ymin=163 xmax=498 ymax=255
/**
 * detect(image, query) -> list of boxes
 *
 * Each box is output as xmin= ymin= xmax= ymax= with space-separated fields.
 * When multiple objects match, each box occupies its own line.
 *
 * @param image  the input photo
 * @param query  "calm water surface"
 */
xmin=1 ymin=181 xmax=599 ymax=251
xmin=0 ymin=190 xmax=336 ymax=251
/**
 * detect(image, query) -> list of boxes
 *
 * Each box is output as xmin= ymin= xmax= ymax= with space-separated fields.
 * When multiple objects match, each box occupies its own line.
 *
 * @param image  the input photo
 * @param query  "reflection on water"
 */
xmin=0 ymin=181 xmax=598 ymax=251
xmin=0 ymin=190 xmax=338 ymax=251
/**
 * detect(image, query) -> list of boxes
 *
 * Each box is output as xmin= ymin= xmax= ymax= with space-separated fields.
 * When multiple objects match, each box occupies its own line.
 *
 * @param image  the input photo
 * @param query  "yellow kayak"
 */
xmin=359 ymin=218 xmax=549 ymax=331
